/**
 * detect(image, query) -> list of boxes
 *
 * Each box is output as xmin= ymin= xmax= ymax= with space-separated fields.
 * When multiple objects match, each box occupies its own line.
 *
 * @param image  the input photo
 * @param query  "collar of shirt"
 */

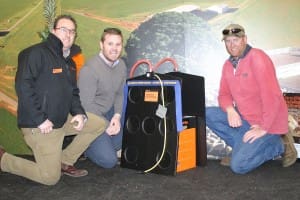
xmin=63 ymin=49 xmax=70 ymax=58
xmin=229 ymin=44 xmax=252 ymax=68
xmin=99 ymin=52 xmax=119 ymax=68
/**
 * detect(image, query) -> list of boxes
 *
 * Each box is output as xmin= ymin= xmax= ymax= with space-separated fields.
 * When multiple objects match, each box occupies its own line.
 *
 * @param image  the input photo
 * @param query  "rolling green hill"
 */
xmin=0 ymin=108 xmax=32 ymax=154
xmin=0 ymin=0 xmax=44 ymax=67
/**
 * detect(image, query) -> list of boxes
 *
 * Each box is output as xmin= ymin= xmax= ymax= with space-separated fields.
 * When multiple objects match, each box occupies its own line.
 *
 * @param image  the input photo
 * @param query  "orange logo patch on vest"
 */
xmin=52 ymin=68 xmax=63 ymax=74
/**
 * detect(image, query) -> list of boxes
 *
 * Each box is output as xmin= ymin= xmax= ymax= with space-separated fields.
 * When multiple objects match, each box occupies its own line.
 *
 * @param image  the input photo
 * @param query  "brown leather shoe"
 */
xmin=220 ymin=156 xmax=231 ymax=167
xmin=281 ymin=131 xmax=297 ymax=167
xmin=61 ymin=163 xmax=88 ymax=177
xmin=0 ymin=145 xmax=6 ymax=172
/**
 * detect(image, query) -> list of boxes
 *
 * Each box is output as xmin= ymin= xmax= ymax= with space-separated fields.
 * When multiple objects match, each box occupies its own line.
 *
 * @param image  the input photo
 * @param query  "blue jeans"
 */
xmin=85 ymin=109 xmax=123 ymax=168
xmin=206 ymin=107 xmax=284 ymax=174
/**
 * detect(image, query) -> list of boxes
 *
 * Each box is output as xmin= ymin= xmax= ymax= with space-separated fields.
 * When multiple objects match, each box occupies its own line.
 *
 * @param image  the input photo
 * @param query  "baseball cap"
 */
xmin=222 ymin=24 xmax=245 ymax=40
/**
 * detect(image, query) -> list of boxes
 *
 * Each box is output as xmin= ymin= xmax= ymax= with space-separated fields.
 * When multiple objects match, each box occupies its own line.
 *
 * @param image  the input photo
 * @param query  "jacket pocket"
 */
xmin=41 ymin=91 xmax=48 ymax=113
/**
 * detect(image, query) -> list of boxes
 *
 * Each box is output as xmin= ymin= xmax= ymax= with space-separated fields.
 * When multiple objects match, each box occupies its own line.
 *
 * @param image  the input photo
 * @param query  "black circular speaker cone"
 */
xmin=158 ymin=118 xmax=175 ymax=136
xmin=123 ymin=146 xmax=139 ymax=164
xmin=142 ymin=116 xmax=156 ymax=135
xmin=128 ymin=87 xmax=142 ymax=104
xmin=126 ymin=115 xmax=140 ymax=134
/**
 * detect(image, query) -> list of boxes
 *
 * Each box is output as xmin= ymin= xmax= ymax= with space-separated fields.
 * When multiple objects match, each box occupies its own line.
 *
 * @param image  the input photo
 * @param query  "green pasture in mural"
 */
xmin=0 ymin=108 xmax=31 ymax=154
xmin=0 ymin=0 xmax=40 ymax=30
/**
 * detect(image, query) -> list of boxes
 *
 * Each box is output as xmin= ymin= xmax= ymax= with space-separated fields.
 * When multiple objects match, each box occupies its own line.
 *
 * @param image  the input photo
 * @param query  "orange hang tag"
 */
xmin=52 ymin=68 xmax=63 ymax=74
xmin=144 ymin=90 xmax=159 ymax=102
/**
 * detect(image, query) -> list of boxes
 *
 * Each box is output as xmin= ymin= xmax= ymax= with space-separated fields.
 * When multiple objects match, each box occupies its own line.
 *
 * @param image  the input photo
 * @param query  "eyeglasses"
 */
xmin=222 ymin=28 xmax=243 ymax=35
xmin=55 ymin=27 xmax=76 ymax=36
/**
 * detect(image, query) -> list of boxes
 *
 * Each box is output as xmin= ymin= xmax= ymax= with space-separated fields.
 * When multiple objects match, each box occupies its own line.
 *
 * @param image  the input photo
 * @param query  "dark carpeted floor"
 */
xmin=1 ymin=157 xmax=300 ymax=200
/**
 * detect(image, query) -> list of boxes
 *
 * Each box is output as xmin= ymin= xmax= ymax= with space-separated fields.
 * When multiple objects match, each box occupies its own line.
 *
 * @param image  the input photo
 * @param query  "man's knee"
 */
xmin=84 ymin=112 xmax=108 ymax=134
xmin=230 ymin=166 xmax=249 ymax=175
xmin=230 ymin=158 xmax=251 ymax=174
xmin=39 ymin=169 xmax=61 ymax=186
xmin=207 ymin=106 xmax=222 ymax=114
xmin=205 ymin=107 xmax=219 ymax=125
xmin=87 ymin=148 xmax=118 ymax=169
xmin=100 ymin=157 xmax=118 ymax=169
xmin=206 ymin=106 xmax=217 ymax=117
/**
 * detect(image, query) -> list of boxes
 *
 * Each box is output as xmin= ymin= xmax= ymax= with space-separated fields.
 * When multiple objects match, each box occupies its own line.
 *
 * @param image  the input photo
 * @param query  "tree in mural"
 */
xmin=124 ymin=11 xmax=225 ymax=77
xmin=38 ymin=0 xmax=57 ymax=41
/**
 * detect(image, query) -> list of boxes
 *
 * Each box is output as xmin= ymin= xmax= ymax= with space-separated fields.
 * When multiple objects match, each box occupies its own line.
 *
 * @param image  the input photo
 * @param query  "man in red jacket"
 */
xmin=206 ymin=24 xmax=297 ymax=174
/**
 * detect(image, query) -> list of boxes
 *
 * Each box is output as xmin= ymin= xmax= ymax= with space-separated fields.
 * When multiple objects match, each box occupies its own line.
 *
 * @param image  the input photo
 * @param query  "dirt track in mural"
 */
xmin=66 ymin=9 xmax=143 ymax=31
xmin=1 ymin=0 xmax=43 ymax=32
xmin=0 ymin=91 xmax=17 ymax=115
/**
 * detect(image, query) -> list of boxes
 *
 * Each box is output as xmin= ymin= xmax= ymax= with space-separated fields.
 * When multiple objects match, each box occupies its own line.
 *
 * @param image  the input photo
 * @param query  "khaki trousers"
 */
xmin=1 ymin=112 xmax=107 ymax=185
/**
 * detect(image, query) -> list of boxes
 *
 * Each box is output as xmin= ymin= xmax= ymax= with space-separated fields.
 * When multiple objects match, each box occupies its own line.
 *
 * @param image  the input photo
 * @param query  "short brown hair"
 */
xmin=101 ymin=28 xmax=123 ymax=42
xmin=53 ymin=14 xmax=77 ymax=30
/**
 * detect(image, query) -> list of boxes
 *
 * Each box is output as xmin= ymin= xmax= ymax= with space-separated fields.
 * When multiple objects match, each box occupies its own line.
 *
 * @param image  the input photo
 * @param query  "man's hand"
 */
xmin=71 ymin=114 xmax=86 ymax=131
xmin=38 ymin=119 xmax=54 ymax=134
xmin=243 ymin=125 xmax=267 ymax=143
xmin=106 ymin=113 xmax=121 ymax=136
xmin=226 ymin=106 xmax=242 ymax=128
